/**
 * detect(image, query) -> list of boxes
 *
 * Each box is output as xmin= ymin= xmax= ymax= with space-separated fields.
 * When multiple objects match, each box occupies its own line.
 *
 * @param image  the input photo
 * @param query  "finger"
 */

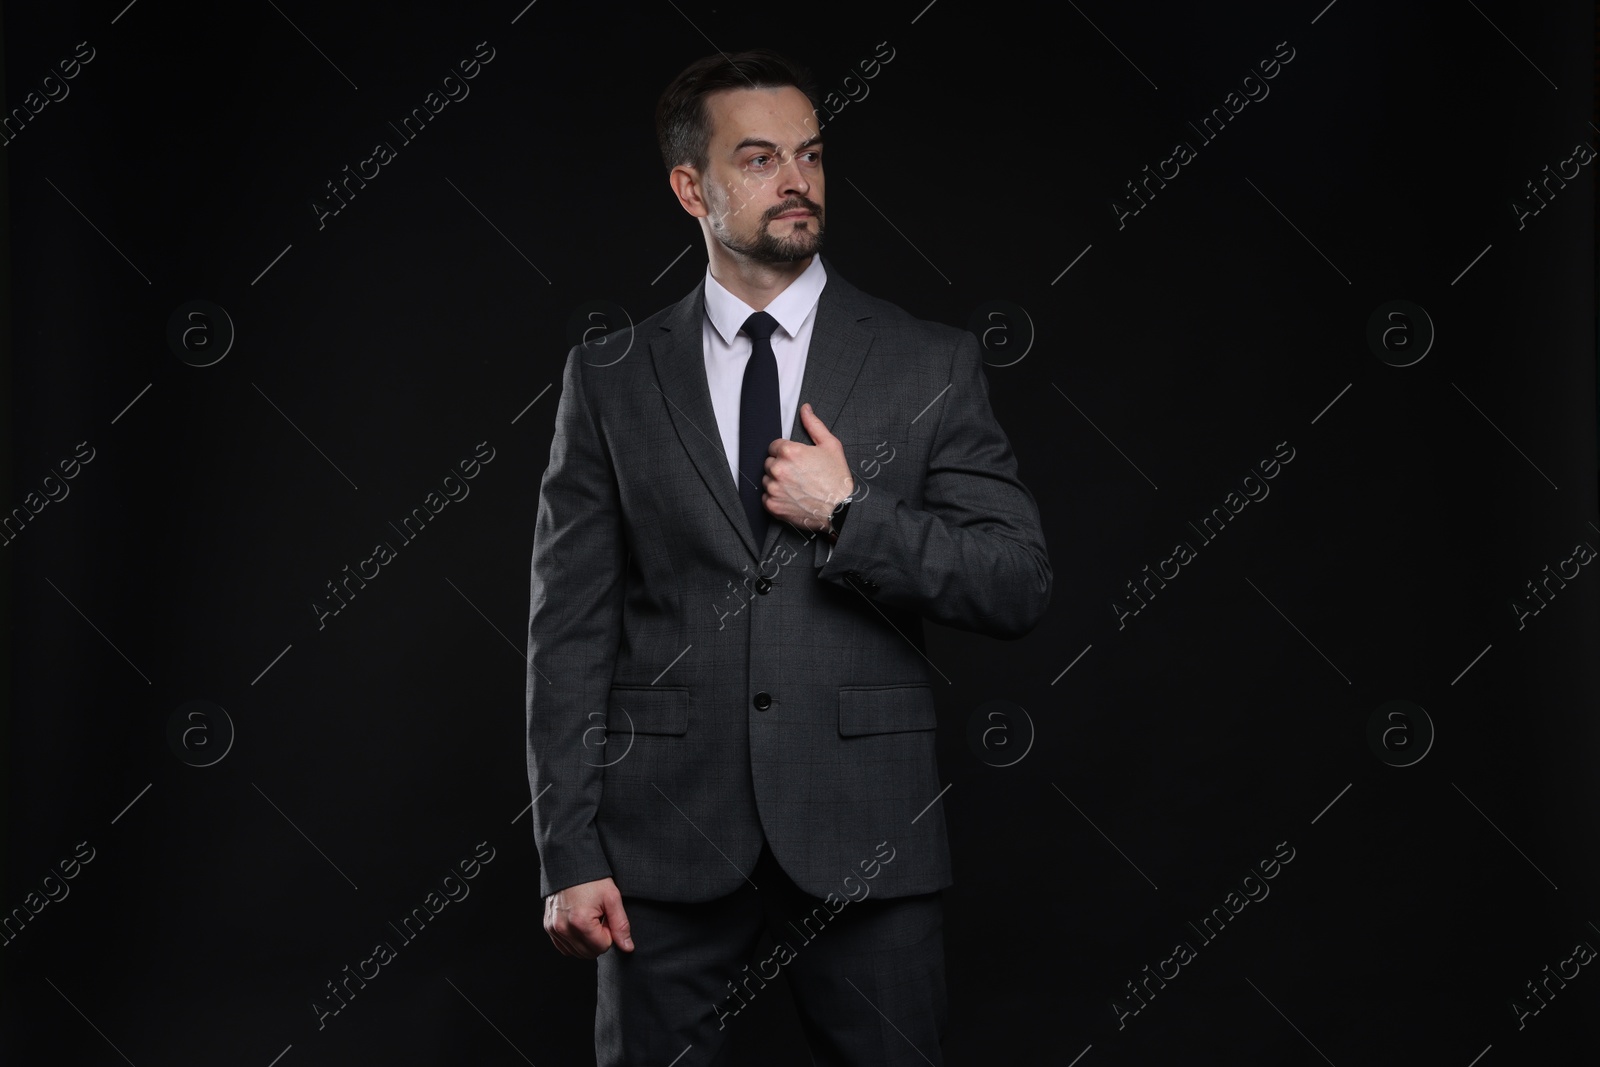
xmin=556 ymin=927 xmax=595 ymax=959
xmin=572 ymin=912 xmax=614 ymax=957
xmin=551 ymin=906 xmax=604 ymax=958
xmin=581 ymin=931 xmax=613 ymax=957
xmin=607 ymin=894 xmax=635 ymax=953
xmin=546 ymin=914 xmax=576 ymax=954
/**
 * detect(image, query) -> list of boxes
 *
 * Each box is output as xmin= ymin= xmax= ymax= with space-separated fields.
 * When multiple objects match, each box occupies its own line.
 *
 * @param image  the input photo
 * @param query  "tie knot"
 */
xmin=742 ymin=311 xmax=780 ymax=342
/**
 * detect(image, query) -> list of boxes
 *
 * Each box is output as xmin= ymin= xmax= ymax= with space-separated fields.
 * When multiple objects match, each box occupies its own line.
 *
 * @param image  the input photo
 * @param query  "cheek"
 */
xmin=727 ymin=195 xmax=756 ymax=227
xmin=718 ymin=181 xmax=749 ymax=212
xmin=705 ymin=185 xmax=735 ymax=225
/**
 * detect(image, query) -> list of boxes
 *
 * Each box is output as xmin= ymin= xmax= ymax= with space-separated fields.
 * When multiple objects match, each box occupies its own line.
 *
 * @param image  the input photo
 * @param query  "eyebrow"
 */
xmin=731 ymin=135 xmax=823 ymax=155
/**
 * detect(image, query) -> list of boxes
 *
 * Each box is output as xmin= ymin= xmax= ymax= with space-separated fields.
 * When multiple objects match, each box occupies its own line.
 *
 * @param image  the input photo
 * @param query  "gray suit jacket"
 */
xmin=525 ymin=257 xmax=1051 ymax=903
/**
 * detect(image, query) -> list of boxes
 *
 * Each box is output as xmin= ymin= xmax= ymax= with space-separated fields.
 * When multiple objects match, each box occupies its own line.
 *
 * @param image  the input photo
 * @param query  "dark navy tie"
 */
xmin=738 ymin=311 xmax=781 ymax=543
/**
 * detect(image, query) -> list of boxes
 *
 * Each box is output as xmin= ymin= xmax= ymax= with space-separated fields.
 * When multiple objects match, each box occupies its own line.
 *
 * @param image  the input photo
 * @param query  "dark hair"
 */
xmin=655 ymin=49 xmax=820 ymax=173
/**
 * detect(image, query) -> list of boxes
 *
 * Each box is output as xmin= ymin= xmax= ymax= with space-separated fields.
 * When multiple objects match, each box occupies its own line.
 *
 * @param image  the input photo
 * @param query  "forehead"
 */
xmin=702 ymin=85 xmax=818 ymax=151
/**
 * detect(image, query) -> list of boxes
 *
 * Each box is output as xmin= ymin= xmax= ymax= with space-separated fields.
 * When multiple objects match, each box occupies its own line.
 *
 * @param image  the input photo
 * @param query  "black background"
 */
xmin=3 ymin=1 xmax=1597 ymax=1064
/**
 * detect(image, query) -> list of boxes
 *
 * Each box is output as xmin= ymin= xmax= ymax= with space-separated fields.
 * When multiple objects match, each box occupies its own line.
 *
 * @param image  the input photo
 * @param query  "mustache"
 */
xmin=765 ymin=199 xmax=822 ymax=221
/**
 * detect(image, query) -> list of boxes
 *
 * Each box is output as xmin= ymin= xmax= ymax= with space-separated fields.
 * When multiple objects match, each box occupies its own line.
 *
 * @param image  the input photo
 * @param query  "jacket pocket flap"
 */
xmin=838 ymin=684 xmax=935 ymax=736
xmin=608 ymin=685 xmax=689 ymax=736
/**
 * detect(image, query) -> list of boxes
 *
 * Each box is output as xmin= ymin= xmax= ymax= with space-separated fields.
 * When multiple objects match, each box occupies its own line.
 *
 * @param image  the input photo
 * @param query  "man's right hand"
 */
xmin=543 ymin=877 xmax=635 ymax=958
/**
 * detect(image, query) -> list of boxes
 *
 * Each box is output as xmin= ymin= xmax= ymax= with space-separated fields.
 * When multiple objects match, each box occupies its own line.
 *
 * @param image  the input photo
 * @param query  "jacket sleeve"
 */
xmin=812 ymin=329 xmax=1052 ymax=639
xmin=526 ymin=346 xmax=624 ymax=897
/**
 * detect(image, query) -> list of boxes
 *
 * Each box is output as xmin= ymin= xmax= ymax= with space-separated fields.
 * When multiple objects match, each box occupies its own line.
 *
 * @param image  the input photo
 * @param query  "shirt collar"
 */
xmin=703 ymin=255 xmax=827 ymax=346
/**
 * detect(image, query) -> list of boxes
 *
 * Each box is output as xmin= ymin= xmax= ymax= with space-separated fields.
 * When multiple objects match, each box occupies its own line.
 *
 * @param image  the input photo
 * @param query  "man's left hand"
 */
xmin=763 ymin=403 xmax=853 ymax=534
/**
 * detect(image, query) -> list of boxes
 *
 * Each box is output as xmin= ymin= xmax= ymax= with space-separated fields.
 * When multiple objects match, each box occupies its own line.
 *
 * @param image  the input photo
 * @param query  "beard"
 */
xmin=713 ymin=198 xmax=825 ymax=264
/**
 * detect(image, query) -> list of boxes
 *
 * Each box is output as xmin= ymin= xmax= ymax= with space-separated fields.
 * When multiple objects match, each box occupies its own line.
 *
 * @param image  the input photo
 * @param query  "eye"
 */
xmin=748 ymin=154 xmax=772 ymax=168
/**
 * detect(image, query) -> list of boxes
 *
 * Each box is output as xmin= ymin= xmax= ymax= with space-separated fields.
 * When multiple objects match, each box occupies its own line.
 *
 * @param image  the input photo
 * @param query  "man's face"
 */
xmin=696 ymin=86 xmax=825 ymax=264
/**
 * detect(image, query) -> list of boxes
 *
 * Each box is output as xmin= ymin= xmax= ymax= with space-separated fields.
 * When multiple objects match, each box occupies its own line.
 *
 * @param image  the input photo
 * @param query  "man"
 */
xmin=526 ymin=48 xmax=1051 ymax=1065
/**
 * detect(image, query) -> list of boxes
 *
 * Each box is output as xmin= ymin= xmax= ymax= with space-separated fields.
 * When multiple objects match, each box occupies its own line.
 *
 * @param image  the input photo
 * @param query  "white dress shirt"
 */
xmin=701 ymin=255 xmax=828 ymax=489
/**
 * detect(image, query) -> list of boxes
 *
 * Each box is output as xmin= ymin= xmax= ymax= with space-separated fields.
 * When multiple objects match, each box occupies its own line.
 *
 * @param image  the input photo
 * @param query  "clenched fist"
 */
xmin=763 ymin=403 xmax=853 ymax=533
xmin=544 ymin=876 xmax=634 ymax=959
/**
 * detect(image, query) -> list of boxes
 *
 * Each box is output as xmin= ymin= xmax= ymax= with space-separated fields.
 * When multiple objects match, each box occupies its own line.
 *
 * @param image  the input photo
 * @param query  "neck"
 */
xmin=705 ymin=244 xmax=812 ymax=311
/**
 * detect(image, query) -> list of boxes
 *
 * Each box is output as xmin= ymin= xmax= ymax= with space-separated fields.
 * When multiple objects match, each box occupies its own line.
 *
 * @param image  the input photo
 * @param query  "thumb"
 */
xmin=607 ymin=893 xmax=634 ymax=953
xmin=801 ymin=402 xmax=834 ymax=442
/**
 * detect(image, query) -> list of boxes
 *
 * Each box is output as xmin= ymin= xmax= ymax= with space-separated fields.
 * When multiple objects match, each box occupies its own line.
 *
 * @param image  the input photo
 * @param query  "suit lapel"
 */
xmin=649 ymin=280 xmax=758 ymax=559
xmin=649 ymin=257 xmax=876 ymax=565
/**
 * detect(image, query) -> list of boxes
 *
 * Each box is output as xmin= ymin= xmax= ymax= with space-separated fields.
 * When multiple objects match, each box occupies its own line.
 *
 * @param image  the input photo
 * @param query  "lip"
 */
xmin=774 ymin=212 xmax=814 ymax=220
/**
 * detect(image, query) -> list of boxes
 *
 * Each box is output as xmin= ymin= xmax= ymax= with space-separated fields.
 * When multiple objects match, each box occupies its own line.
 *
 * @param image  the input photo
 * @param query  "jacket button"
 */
xmin=753 ymin=692 xmax=772 ymax=710
xmin=755 ymin=577 xmax=772 ymax=594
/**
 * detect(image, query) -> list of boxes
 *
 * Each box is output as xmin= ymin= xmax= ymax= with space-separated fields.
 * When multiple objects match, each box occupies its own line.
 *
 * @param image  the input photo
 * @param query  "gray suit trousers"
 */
xmin=595 ymin=840 xmax=947 ymax=1066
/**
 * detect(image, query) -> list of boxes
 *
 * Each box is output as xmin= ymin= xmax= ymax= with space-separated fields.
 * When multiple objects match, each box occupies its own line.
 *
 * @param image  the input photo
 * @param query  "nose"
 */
xmin=775 ymin=151 xmax=810 ymax=198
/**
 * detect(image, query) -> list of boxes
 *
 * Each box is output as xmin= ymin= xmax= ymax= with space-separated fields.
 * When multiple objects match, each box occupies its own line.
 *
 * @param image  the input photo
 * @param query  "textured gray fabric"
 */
xmin=526 ymin=258 xmax=1052 ymax=903
xmin=595 ymin=841 xmax=947 ymax=1066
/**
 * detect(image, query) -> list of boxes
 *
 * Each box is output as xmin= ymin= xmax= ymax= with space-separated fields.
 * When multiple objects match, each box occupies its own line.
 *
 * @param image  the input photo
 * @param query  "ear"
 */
xmin=670 ymin=165 xmax=709 ymax=219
